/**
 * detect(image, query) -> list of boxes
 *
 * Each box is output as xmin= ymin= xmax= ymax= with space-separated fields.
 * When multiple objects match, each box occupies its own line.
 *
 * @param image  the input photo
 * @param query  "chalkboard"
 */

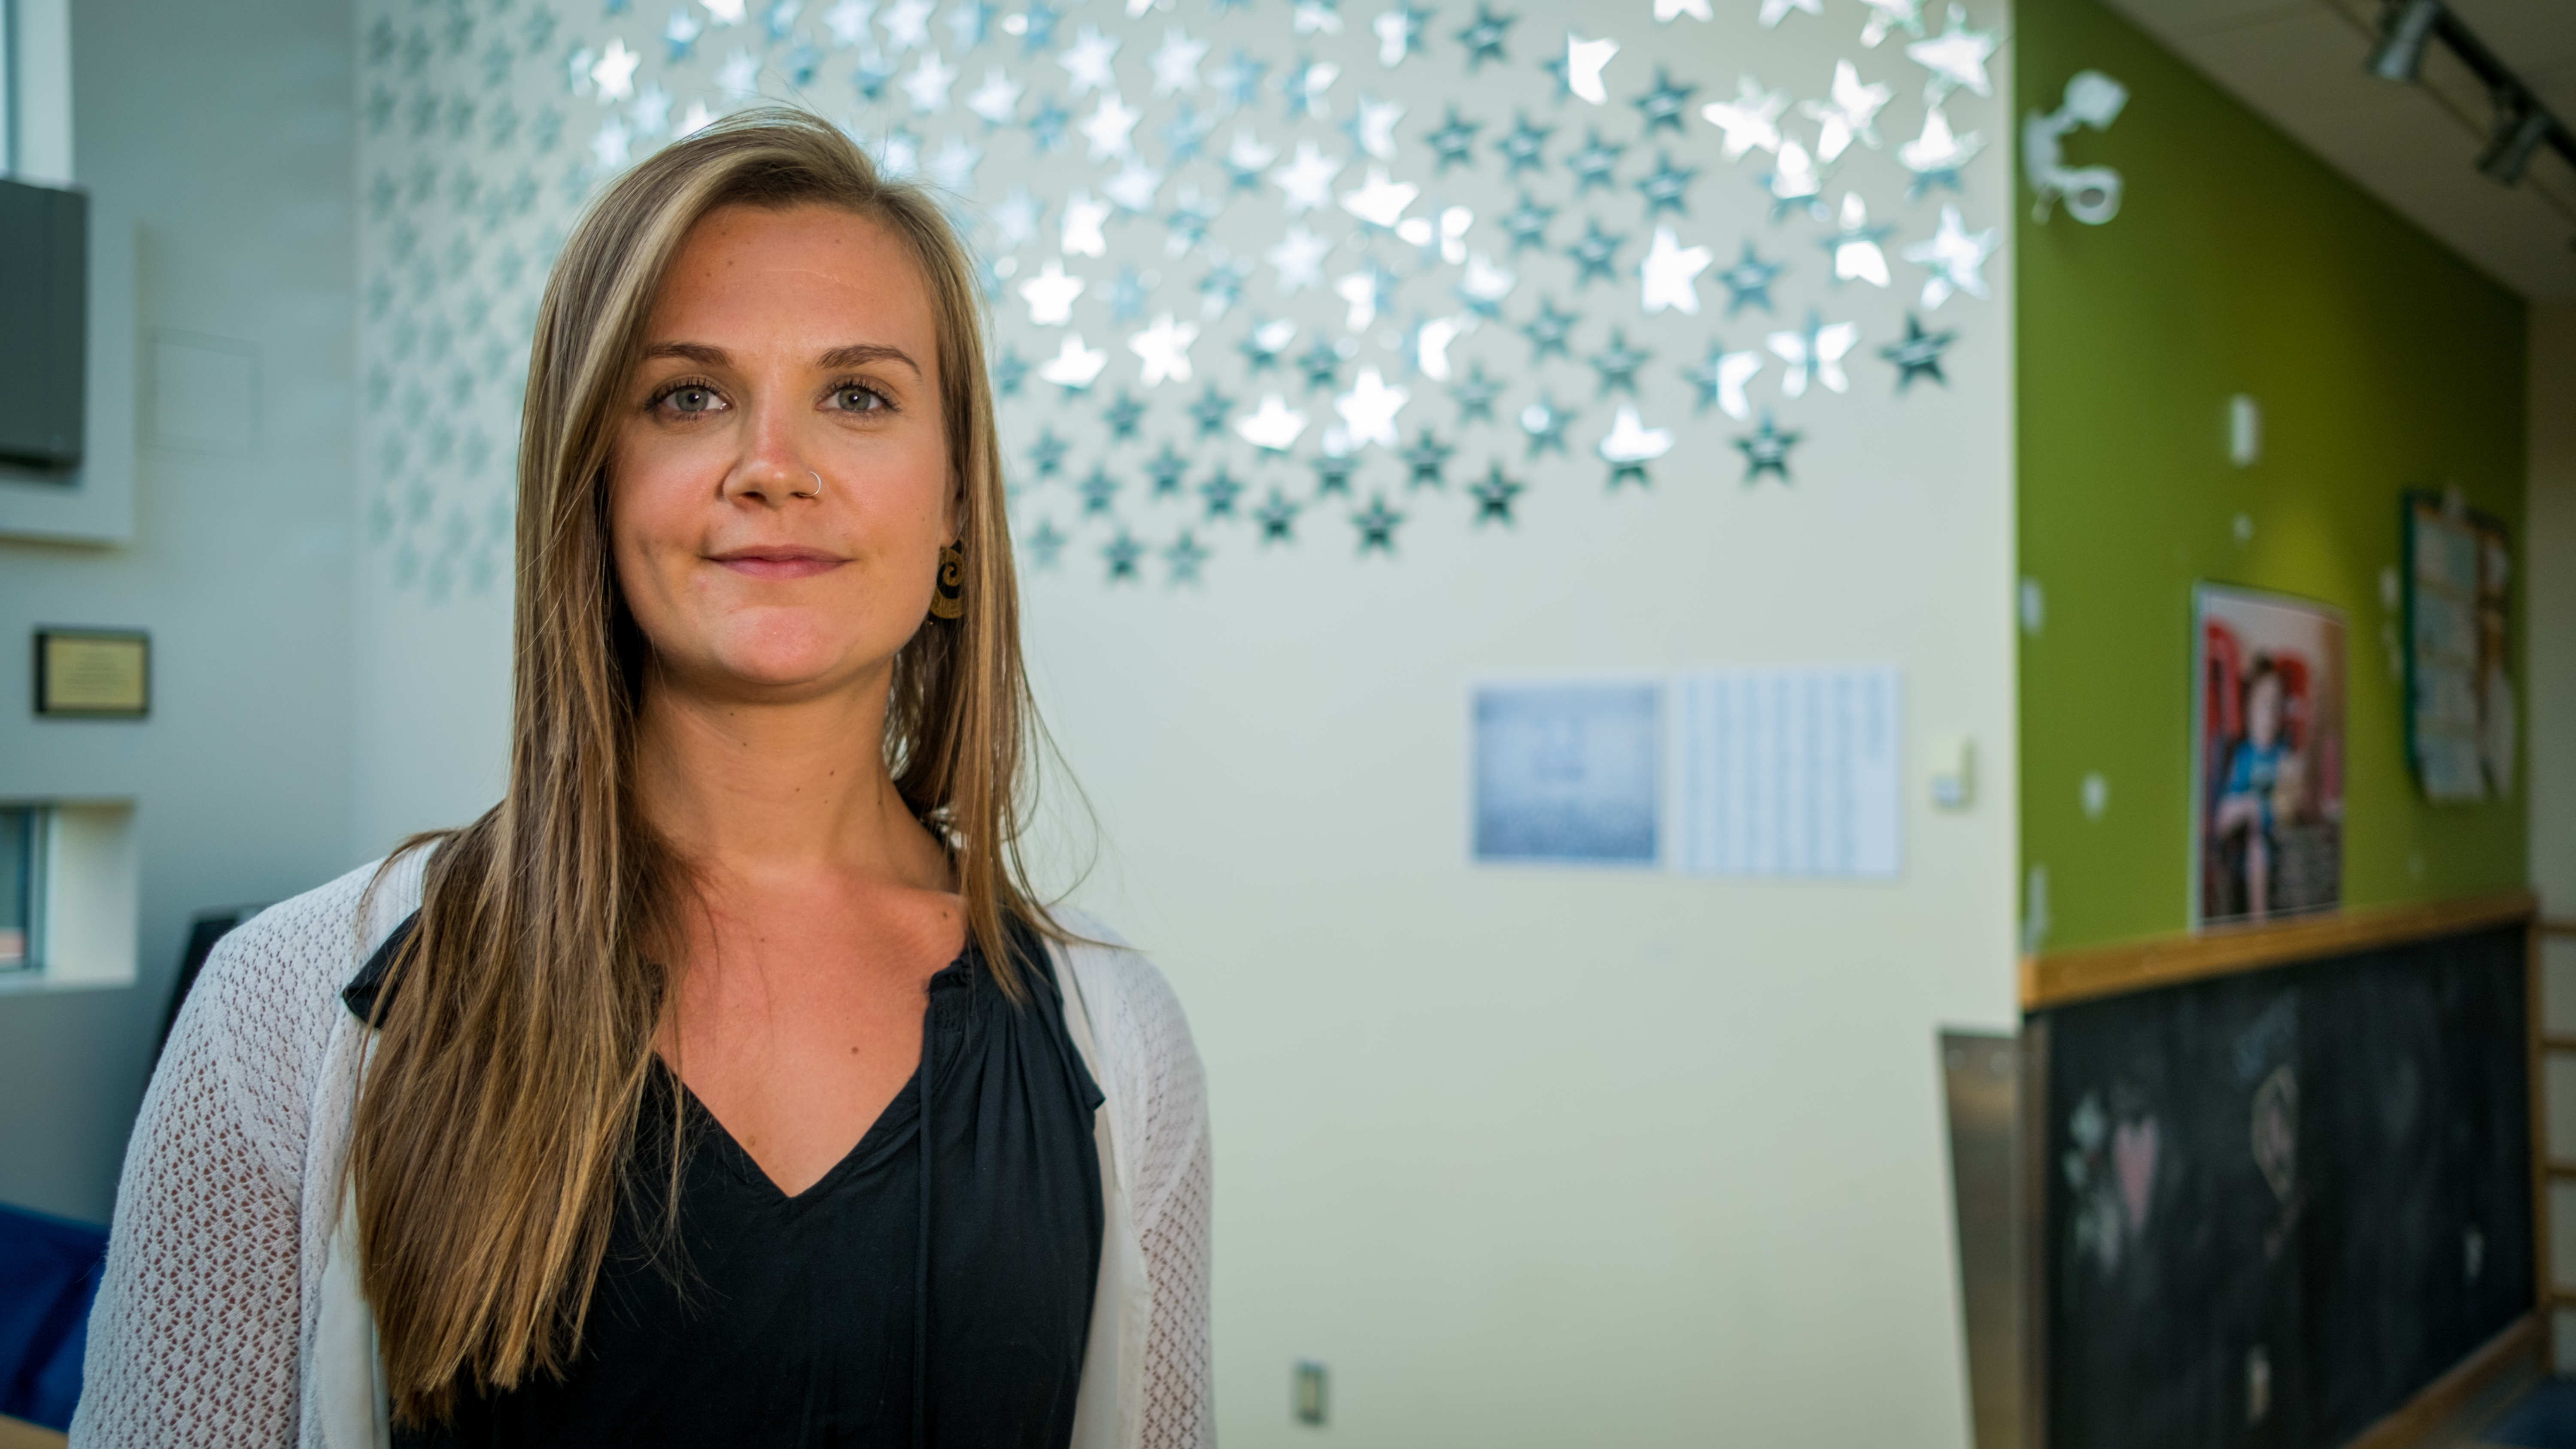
xmin=2035 ymin=923 xmax=2532 ymax=1449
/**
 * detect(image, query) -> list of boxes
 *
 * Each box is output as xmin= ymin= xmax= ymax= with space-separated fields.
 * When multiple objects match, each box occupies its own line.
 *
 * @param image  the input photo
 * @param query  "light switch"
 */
xmin=1292 ymin=1361 xmax=1328 ymax=1427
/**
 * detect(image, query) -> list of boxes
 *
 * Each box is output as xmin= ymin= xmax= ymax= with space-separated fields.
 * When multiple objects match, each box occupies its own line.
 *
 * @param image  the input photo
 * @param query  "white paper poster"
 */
xmin=1671 ymin=666 xmax=1902 ymax=879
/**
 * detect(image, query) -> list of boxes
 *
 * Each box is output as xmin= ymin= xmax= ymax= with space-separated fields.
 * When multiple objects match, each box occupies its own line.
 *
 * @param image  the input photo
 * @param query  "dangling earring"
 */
xmin=929 ymin=543 xmax=966 ymax=620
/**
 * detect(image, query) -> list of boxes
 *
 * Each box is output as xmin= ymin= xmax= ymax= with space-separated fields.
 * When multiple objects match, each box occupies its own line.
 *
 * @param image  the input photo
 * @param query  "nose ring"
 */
xmin=793 ymin=469 xmax=824 ymax=500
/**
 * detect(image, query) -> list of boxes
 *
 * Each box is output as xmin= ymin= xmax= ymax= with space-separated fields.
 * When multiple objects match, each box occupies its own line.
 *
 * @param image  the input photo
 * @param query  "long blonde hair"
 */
xmin=350 ymin=107 xmax=1050 ymax=1423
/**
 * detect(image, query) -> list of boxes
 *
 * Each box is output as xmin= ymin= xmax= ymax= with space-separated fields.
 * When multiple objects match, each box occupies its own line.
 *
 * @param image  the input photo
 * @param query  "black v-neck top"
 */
xmin=346 ymin=912 xmax=1106 ymax=1449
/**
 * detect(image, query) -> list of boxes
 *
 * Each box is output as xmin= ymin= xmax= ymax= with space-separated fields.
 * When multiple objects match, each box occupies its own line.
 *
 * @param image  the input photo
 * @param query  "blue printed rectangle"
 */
xmin=1473 ymin=681 xmax=1662 ymax=865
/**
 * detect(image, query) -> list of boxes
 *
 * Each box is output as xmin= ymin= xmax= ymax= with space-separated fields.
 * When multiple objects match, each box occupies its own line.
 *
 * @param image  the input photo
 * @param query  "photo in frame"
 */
xmin=2192 ymin=584 xmax=2346 ymax=928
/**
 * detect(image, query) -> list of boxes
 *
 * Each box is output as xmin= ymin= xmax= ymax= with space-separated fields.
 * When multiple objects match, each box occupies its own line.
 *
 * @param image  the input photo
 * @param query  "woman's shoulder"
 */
xmin=184 ymin=847 xmax=429 ymax=1047
xmin=1041 ymin=906 xmax=1201 ymax=1079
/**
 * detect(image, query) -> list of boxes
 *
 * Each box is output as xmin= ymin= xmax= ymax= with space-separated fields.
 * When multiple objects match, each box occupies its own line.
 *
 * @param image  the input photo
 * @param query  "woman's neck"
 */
xmin=632 ymin=663 xmax=952 ymax=893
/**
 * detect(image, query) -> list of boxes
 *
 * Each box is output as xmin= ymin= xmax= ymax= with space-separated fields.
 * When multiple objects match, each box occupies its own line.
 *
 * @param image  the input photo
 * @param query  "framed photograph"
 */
xmin=2192 ymin=585 xmax=2345 ymax=928
xmin=34 ymin=628 xmax=150 ymax=718
xmin=1471 ymin=678 xmax=1662 ymax=867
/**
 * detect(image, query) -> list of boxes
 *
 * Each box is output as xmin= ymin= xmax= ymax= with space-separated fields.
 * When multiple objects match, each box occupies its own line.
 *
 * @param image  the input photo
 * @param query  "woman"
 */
xmin=73 ymin=109 xmax=1210 ymax=1447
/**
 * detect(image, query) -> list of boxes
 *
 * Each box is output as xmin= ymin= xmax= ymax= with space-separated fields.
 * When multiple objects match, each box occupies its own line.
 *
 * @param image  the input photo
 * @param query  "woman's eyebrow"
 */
xmin=818 ymin=343 xmax=923 ymax=377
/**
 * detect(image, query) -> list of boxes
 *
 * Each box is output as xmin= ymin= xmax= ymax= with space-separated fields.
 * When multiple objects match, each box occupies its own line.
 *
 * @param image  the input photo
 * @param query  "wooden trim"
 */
xmin=2339 ymin=1313 xmax=2539 ymax=1449
xmin=2542 ymin=919 xmax=2576 ymax=938
xmin=2533 ymin=920 xmax=2555 ymax=1375
xmin=2020 ymin=891 xmax=2538 ymax=1010
xmin=2543 ymin=1033 xmax=2576 ymax=1053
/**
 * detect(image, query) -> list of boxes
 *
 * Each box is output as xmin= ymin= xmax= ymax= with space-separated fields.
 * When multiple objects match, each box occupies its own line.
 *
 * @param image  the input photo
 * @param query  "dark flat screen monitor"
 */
xmin=0 ymin=177 xmax=88 ymax=472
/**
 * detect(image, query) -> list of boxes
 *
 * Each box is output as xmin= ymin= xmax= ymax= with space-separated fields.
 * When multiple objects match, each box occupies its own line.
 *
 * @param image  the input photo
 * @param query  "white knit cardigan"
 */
xmin=68 ymin=850 xmax=1212 ymax=1448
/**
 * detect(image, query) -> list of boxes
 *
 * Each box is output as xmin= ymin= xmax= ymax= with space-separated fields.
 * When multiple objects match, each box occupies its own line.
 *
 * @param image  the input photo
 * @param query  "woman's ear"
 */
xmin=943 ymin=476 xmax=964 ymax=549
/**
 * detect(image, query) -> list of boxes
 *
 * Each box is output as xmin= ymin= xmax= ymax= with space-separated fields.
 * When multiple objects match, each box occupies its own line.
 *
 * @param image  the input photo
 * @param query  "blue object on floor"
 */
xmin=2486 ymin=1379 xmax=2576 ymax=1449
xmin=0 ymin=1200 xmax=107 ymax=1431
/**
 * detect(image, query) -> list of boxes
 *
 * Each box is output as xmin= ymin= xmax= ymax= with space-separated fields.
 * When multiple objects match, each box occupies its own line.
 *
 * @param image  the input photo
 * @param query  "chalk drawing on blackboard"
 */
xmin=2064 ymin=1091 xmax=2162 ymax=1279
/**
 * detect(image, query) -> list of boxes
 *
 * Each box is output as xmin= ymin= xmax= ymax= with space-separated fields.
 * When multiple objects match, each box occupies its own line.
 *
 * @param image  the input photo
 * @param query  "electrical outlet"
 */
xmin=1293 ymin=1361 xmax=1328 ymax=1427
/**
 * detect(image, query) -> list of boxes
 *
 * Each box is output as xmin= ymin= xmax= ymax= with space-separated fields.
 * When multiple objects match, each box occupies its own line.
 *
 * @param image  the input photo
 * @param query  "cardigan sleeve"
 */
xmin=70 ymin=934 xmax=307 ymax=1446
xmin=1094 ymin=943 xmax=1214 ymax=1449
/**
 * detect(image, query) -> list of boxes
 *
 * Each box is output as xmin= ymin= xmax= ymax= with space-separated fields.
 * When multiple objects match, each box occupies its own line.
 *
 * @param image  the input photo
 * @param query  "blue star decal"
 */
xmin=1311 ymin=452 xmax=1358 ymax=495
xmin=1454 ymin=4 xmax=1513 ymax=71
xmin=1198 ymin=467 xmax=1246 ymax=516
xmin=1164 ymin=531 xmax=1212 ymax=584
xmin=1716 ymin=241 xmax=1785 ymax=316
xmin=1281 ymin=55 xmax=1335 ymax=121
xmin=1187 ymin=383 xmax=1236 ymax=437
xmin=1352 ymin=492 xmax=1405 ymax=553
xmin=1520 ymin=295 xmax=1577 ymax=362
xmin=1018 ymin=1 xmax=1060 ymax=52
xmin=1502 ymin=191 xmax=1556 ymax=253
xmin=1566 ymin=216 xmax=1625 ymax=288
xmin=854 ymin=55 xmax=899 ymax=104
xmin=1165 ymin=192 xmax=1221 ymax=252
xmin=1518 ymin=391 xmax=1574 ymax=456
xmin=1496 ymin=111 xmax=1551 ymax=174
xmin=1079 ymin=464 xmax=1120 ymax=514
xmin=1210 ymin=50 xmax=1267 ymax=109
xmin=1021 ymin=517 xmax=1068 ymax=569
xmin=1567 ymin=128 xmax=1624 ymax=193
xmin=1880 ymin=312 xmax=1956 ymax=394
xmin=1103 ymin=530 xmax=1144 ymax=581
xmin=1635 ymin=150 xmax=1699 ymax=217
xmin=1162 ymin=105 xmax=1217 ymax=166
xmin=1401 ymin=428 xmax=1455 ymax=488
xmin=1296 ymin=336 xmax=1343 ymax=392
xmin=1146 ymin=443 xmax=1191 ymax=496
xmin=1109 ymin=267 xmax=1149 ymax=324
xmin=1029 ymin=427 xmax=1069 ymax=476
xmin=1025 ymin=95 xmax=1069 ymax=152
xmin=1428 ymin=107 xmax=1482 ymax=171
xmin=1103 ymin=391 xmax=1146 ymax=440
xmin=1239 ymin=319 xmax=1296 ymax=371
xmin=1588 ymin=329 xmax=1650 ymax=395
xmin=993 ymin=348 xmax=1031 ymax=397
xmin=1469 ymin=461 xmax=1523 ymax=523
xmin=1254 ymin=488 xmax=1300 ymax=542
xmin=948 ymin=0 xmax=994 ymax=50
xmin=1633 ymin=67 xmax=1697 ymax=134
xmin=1197 ymin=255 xmax=1253 ymax=313
xmin=1450 ymin=362 xmax=1503 ymax=424
xmin=1735 ymin=412 xmax=1800 ymax=483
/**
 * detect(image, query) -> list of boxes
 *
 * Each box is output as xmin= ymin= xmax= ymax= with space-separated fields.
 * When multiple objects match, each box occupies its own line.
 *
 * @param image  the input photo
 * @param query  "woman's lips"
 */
xmin=710 ymin=549 xmax=843 ymax=580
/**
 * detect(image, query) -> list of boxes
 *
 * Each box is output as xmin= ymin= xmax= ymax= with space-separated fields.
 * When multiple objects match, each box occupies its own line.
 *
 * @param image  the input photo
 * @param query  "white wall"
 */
xmin=0 ymin=0 xmax=356 ymax=1222
xmin=354 ymin=0 xmax=2020 ymax=1439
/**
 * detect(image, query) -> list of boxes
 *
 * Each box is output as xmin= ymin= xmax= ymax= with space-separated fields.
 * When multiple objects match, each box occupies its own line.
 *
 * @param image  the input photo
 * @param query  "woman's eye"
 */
xmin=663 ymin=385 xmax=719 ymax=415
xmin=834 ymin=386 xmax=888 ymax=413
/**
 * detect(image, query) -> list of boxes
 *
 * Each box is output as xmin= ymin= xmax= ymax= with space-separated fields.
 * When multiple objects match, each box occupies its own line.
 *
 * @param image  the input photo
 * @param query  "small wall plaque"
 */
xmin=35 ymin=629 xmax=149 ymax=717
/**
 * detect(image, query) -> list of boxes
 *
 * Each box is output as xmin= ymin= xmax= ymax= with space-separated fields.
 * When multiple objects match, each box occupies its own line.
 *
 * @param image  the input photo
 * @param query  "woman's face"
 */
xmin=610 ymin=202 xmax=951 ymax=706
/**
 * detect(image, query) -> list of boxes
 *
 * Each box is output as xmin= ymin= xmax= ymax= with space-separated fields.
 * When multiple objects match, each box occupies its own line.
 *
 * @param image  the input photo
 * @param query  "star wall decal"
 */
xmin=1558 ymin=33 xmax=1620 ymax=106
xmin=1311 ymin=452 xmax=1358 ymax=494
xmin=1908 ymin=4 xmax=1997 ymax=102
xmin=1497 ymin=112 xmax=1551 ymax=173
xmin=1029 ymin=427 xmax=1071 ymax=476
xmin=948 ymin=0 xmax=995 ymax=50
xmin=1682 ymin=339 xmax=1765 ymax=418
xmin=1759 ymin=0 xmax=1823 ymax=26
xmin=884 ymin=0 xmax=936 ymax=50
xmin=1597 ymin=403 xmax=1675 ymax=487
xmin=1196 ymin=254 xmax=1253 ymax=312
xmin=1401 ymin=428 xmax=1455 ymax=487
xmin=1279 ymin=54 xmax=1341 ymax=119
xmin=1518 ymin=391 xmax=1574 ymax=456
xmin=1898 ymin=107 xmax=1985 ymax=198
xmin=1633 ymin=69 xmax=1698 ymax=134
xmin=1635 ymin=151 xmax=1699 ymax=217
xmin=1428 ymin=107 xmax=1482 ymax=170
xmin=1639 ymin=225 xmax=1713 ymax=314
xmin=1224 ymin=127 xmax=1278 ymax=190
xmin=1860 ymin=0 xmax=1926 ymax=46
xmin=1040 ymin=333 xmax=1110 ymax=389
xmin=1715 ymin=240 xmax=1785 ymax=314
xmin=1588 ymin=328 xmax=1651 ymax=394
xmin=1821 ymin=192 xmax=1893 ymax=287
xmin=1254 ymin=488 xmax=1301 ymax=541
xmin=901 ymin=50 xmax=958 ymax=112
xmin=1902 ymin=203 xmax=1997 ymax=308
xmin=1700 ymin=75 xmax=1788 ymax=159
xmin=1296 ymin=335 xmax=1343 ymax=390
xmin=1373 ymin=2 xmax=1429 ymax=66
xmin=1061 ymin=191 xmax=1110 ymax=256
xmin=1019 ymin=258 xmax=1085 ymax=324
xmin=1802 ymin=59 xmax=1892 ymax=161
xmin=1150 ymin=25 xmax=1207 ymax=94
xmin=993 ymin=347 xmax=1032 ymax=395
xmin=1734 ymin=411 xmax=1800 ymax=482
xmin=1766 ymin=308 xmax=1858 ymax=396
xmin=1235 ymin=391 xmax=1309 ymax=449
xmin=1521 ymin=294 xmax=1577 ymax=360
xmin=1145 ymin=441 xmax=1191 ymax=494
xmin=1210 ymin=49 xmax=1267 ymax=106
xmin=1165 ymin=530 xmax=1212 ymax=583
xmin=1267 ymin=224 xmax=1329 ymax=292
xmin=1457 ymin=251 xmax=1517 ymax=315
xmin=1187 ymin=382 xmax=1235 ymax=435
xmin=1103 ymin=530 xmax=1144 ymax=580
xmin=1469 ymin=461 xmax=1525 ymax=522
xmin=1448 ymin=364 xmax=1505 ymax=426
xmin=1025 ymin=94 xmax=1070 ymax=150
xmin=1334 ymin=367 xmax=1410 ymax=449
xmin=965 ymin=66 xmax=1024 ymax=123
xmin=1352 ymin=492 xmax=1404 ymax=552
xmin=1759 ymin=137 xmax=1829 ymax=221
xmin=1567 ymin=128 xmax=1625 ymax=193
xmin=1655 ymin=0 xmax=1713 ymax=18
xmin=1240 ymin=318 xmax=1299 ymax=370
xmin=1057 ymin=24 xmax=1120 ymax=95
xmin=1079 ymin=463 xmax=1120 ymax=512
xmin=1081 ymin=94 xmax=1142 ymax=159
xmin=1198 ymin=467 xmax=1246 ymax=515
xmin=1021 ymin=517 xmax=1068 ymax=568
xmin=1270 ymin=140 xmax=1344 ymax=213
xmin=1346 ymin=95 xmax=1405 ymax=160
xmin=1567 ymin=217 xmax=1627 ymax=287
xmin=1455 ymin=5 xmax=1515 ymax=71
xmin=1163 ymin=105 xmax=1218 ymax=164
xmin=1292 ymin=0 xmax=1344 ymax=38
xmin=1340 ymin=165 xmax=1421 ymax=230
xmin=1879 ymin=312 xmax=1956 ymax=392
xmin=1016 ymin=0 xmax=1061 ymax=51
xmin=1502 ymin=191 xmax=1557 ymax=252
xmin=1103 ymin=390 xmax=1147 ymax=439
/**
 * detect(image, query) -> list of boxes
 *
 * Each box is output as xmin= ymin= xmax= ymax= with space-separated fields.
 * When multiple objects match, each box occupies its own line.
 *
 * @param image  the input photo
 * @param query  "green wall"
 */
xmin=2017 ymin=0 xmax=2528 ymax=954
